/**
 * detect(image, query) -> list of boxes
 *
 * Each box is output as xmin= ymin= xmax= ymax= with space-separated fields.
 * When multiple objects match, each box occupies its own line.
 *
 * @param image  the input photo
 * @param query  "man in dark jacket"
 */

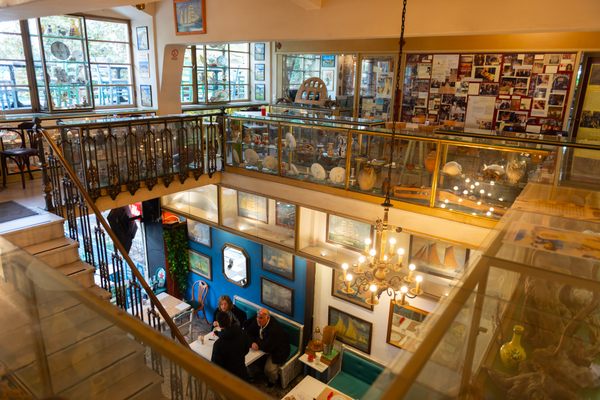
xmin=244 ymin=308 xmax=290 ymax=387
xmin=211 ymin=312 xmax=251 ymax=380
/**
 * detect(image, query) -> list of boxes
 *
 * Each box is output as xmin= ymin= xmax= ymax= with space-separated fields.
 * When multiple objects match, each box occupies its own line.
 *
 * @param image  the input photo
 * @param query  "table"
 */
xmin=282 ymin=375 xmax=351 ymax=400
xmin=190 ymin=330 xmax=265 ymax=366
xmin=299 ymin=353 xmax=333 ymax=382
xmin=141 ymin=292 xmax=193 ymax=336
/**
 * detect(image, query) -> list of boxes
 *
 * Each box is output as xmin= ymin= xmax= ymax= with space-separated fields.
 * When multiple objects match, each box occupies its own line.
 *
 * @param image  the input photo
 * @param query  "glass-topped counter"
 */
xmin=268 ymin=110 xmax=385 ymax=127
xmin=270 ymin=102 xmax=353 ymax=117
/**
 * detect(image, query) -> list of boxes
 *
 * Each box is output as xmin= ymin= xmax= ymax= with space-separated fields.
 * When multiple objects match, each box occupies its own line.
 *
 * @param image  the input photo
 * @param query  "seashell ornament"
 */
xmin=442 ymin=161 xmax=462 ymax=176
xmin=244 ymin=148 xmax=259 ymax=165
xmin=310 ymin=163 xmax=327 ymax=181
xmin=506 ymin=159 xmax=526 ymax=184
xmin=329 ymin=167 xmax=346 ymax=184
xmin=357 ymin=165 xmax=377 ymax=191
xmin=483 ymin=164 xmax=505 ymax=179
xmin=263 ymin=155 xmax=277 ymax=170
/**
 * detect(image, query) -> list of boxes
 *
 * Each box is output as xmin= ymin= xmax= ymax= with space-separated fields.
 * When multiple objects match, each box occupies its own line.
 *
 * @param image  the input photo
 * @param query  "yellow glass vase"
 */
xmin=499 ymin=325 xmax=526 ymax=369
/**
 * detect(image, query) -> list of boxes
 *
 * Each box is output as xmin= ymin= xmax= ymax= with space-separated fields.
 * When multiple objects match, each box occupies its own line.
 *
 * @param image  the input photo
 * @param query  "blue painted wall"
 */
xmin=185 ymin=226 xmax=307 ymax=325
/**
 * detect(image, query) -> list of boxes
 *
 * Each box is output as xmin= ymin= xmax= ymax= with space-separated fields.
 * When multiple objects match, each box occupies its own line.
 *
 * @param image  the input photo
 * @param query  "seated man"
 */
xmin=244 ymin=308 xmax=290 ymax=387
xmin=211 ymin=312 xmax=251 ymax=380
xmin=213 ymin=294 xmax=247 ymax=329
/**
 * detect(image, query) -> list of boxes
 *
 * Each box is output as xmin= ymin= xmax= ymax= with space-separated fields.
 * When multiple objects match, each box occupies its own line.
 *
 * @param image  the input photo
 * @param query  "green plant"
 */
xmin=163 ymin=223 xmax=189 ymax=295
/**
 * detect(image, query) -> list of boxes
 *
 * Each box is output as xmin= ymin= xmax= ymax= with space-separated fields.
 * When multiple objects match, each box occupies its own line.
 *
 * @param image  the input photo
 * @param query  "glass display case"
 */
xmin=227 ymin=118 xmax=279 ymax=175
xmin=220 ymin=187 xmax=296 ymax=248
xmin=270 ymin=103 xmax=353 ymax=118
xmin=161 ymin=184 xmax=219 ymax=224
xmin=367 ymin=183 xmax=600 ymax=399
xmin=359 ymin=56 xmax=395 ymax=119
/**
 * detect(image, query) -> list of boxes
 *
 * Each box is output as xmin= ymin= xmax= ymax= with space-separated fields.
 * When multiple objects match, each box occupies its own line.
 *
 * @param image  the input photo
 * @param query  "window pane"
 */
xmin=206 ymin=50 xmax=227 ymax=67
xmin=86 ymin=19 xmax=128 ymax=42
xmin=50 ymin=85 xmax=92 ymax=109
xmin=27 ymin=19 xmax=39 ymax=35
xmin=207 ymin=69 xmax=227 ymax=84
xmin=208 ymin=84 xmax=229 ymax=102
xmin=231 ymin=85 xmax=248 ymax=100
xmin=290 ymin=71 xmax=303 ymax=85
xmin=40 ymin=15 xmax=83 ymax=38
xmin=0 ymin=21 xmax=21 ymax=34
xmin=183 ymin=47 xmax=193 ymax=66
xmin=196 ymin=46 xmax=205 ymax=65
xmin=229 ymin=68 xmax=248 ymax=85
xmin=93 ymin=85 xmax=132 ymax=106
xmin=43 ymin=37 xmax=86 ymax=62
xmin=46 ymin=62 xmax=89 ymax=85
xmin=230 ymin=52 xmax=249 ymax=68
xmin=181 ymin=85 xmax=193 ymax=103
xmin=0 ymin=86 xmax=30 ymax=109
xmin=197 ymin=67 xmax=205 ymax=84
xmin=13 ymin=63 xmax=28 ymax=85
xmin=182 ymin=67 xmax=193 ymax=84
xmin=0 ymin=33 xmax=26 ymax=59
xmin=197 ymin=85 xmax=205 ymax=101
xmin=206 ymin=44 xmax=226 ymax=51
xmin=88 ymin=42 xmax=130 ymax=64
xmin=229 ymin=43 xmax=248 ymax=52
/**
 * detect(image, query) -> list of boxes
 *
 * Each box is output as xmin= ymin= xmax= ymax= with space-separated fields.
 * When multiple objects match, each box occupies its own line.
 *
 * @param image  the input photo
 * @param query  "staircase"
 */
xmin=0 ymin=206 xmax=167 ymax=399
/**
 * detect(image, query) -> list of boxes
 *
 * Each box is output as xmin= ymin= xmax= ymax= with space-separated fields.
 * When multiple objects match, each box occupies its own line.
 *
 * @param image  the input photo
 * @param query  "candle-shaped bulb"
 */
xmin=369 ymin=284 xmax=377 ymax=293
xmin=346 ymin=273 xmax=353 ymax=282
xmin=400 ymin=285 xmax=408 ymax=304
xmin=397 ymin=248 xmax=405 ymax=265
xmin=345 ymin=273 xmax=353 ymax=293
xmin=383 ymin=254 xmax=388 ymax=262
xmin=388 ymin=237 xmax=396 ymax=254
xmin=409 ymin=263 xmax=416 ymax=277
xmin=415 ymin=275 xmax=423 ymax=293
xmin=369 ymin=284 xmax=378 ymax=305
xmin=358 ymin=255 xmax=366 ymax=264
xmin=369 ymin=248 xmax=376 ymax=257
xmin=341 ymin=263 xmax=349 ymax=271
xmin=364 ymin=238 xmax=372 ymax=252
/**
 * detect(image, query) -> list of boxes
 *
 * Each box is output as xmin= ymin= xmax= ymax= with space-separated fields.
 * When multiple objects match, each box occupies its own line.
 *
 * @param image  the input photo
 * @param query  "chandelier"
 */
xmin=339 ymin=0 xmax=422 ymax=307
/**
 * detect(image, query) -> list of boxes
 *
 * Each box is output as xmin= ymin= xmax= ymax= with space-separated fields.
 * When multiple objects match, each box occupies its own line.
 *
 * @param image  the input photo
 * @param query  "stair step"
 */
xmin=16 ymin=326 xmax=142 ymax=396
xmin=88 ymin=285 xmax=112 ymax=301
xmin=84 ymin=364 xmax=164 ymax=400
xmin=30 ymin=238 xmax=80 ymax=268
xmin=0 ymin=211 xmax=64 ymax=246
xmin=59 ymin=345 xmax=149 ymax=399
xmin=57 ymin=261 xmax=95 ymax=288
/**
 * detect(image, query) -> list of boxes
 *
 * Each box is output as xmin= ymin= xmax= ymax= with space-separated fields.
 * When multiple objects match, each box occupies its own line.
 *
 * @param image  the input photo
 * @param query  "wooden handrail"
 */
xmin=38 ymin=124 xmax=190 ymax=348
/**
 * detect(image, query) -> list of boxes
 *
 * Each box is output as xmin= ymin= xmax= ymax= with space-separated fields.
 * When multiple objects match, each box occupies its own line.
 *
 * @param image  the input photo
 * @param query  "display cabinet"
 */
xmin=270 ymin=103 xmax=353 ymax=118
xmin=227 ymin=118 xmax=279 ymax=175
xmin=367 ymin=184 xmax=600 ymax=399
xmin=220 ymin=187 xmax=296 ymax=248
xmin=161 ymin=184 xmax=219 ymax=224
xmin=359 ymin=56 xmax=395 ymax=120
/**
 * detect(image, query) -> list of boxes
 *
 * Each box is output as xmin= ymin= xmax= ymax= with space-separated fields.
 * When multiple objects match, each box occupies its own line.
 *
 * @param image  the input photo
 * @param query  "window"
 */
xmin=181 ymin=43 xmax=250 ymax=104
xmin=0 ymin=21 xmax=31 ymax=111
xmin=281 ymin=54 xmax=322 ymax=97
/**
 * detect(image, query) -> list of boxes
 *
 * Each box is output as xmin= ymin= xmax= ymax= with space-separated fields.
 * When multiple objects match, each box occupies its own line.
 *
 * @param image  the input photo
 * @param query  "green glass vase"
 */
xmin=499 ymin=325 xmax=526 ymax=369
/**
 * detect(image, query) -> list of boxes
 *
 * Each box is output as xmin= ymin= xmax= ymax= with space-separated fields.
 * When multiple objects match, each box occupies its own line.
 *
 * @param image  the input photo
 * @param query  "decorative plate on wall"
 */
xmin=50 ymin=41 xmax=70 ymax=60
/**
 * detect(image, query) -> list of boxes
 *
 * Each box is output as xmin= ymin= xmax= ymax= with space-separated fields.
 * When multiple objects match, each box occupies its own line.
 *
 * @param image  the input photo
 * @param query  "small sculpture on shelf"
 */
xmin=499 ymin=325 xmax=526 ymax=369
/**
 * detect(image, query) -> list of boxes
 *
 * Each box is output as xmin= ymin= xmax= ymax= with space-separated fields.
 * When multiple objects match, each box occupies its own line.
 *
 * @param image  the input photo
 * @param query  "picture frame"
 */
xmin=140 ymin=84 xmax=152 ymax=107
xmin=409 ymin=235 xmax=470 ymax=279
xmin=275 ymin=200 xmax=296 ymax=230
xmin=222 ymin=244 xmax=250 ymax=287
xmin=322 ymin=70 xmax=334 ymax=92
xmin=331 ymin=269 xmax=373 ymax=311
xmin=254 ymin=43 xmax=265 ymax=61
xmin=137 ymin=53 xmax=150 ymax=79
xmin=262 ymin=245 xmax=294 ymax=280
xmin=326 ymin=214 xmax=373 ymax=252
xmin=188 ymin=249 xmax=211 ymax=280
xmin=187 ymin=219 xmax=211 ymax=247
xmin=328 ymin=306 xmax=373 ymax=354
xmin=254 ymin=63 xmax=265 ymax=81
xmin=136 ymin=26 xmax=149 ymax=51
xmin=386 ymin=301 xmax=429 ymax=351
xmin=174 ymin=0 xmax=206 ymax=35
xmin=255 ymin=84 xmax=265 ymax=101
xmin=261 ymin=277 xmax=294 ymax=316
xmin=237 ymin=191 xmax=268 ymax=223
xmin=321 ymin=54 xmax=335 ymax=68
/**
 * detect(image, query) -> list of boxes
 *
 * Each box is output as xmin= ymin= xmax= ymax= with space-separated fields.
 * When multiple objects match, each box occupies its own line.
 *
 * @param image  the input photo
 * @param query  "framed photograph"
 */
xmin=322 ymin=70 xmax=334 ymax=92
xmin=222 ymin=244 xmax=249 ymax=287
xmin=275 ymin=201 xmax=296 ymax=229
xmin=254 ymin=63 xmax=265 ymax=81
xmin=331 ymin=269 xmax=373 ymax=311
xmin=409 ymin=235 xmax=470 ymax=279
xmin=188 ymin=249 xmax=211 ymax=280
xmin=187 ymin=219 xmax=211 ymax=247
xmin=386 ymin=301 xmax=429 ymax=351
xmin=174 ymin=0 xmax=206 ymax=35
xmin=326 ymin=214 xmax=373 ymax=252
xmin=237 ymin=191 xmax=268 ymax=223
xmin=137 ymin=53 xmax=150 ymax=79
xmin=328 ymin=306 xmax=373 ymax=354
xmin=262 ymin=245 xmax=294 ymax=280
xmin=140 ymin=85 xmax=152 ymax=107
xmin=255 ymin=84 xmax=266 ymax=101
xmin=136 ymin=26 xmax=149 ymax=51
xmin=254 ymin=43 xmax=265 ymax=61
xmin=321 ymin=54 xmax=335 ymax=68
xmin=261 ymin=278 xmax=293 ymax=316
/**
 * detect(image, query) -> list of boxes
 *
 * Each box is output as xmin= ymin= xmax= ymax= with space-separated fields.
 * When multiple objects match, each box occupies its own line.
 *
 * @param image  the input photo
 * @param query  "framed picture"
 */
xmin=140 ymin=85 xmax=152 ymax=107
xmin=136 ymin=26 xmax=149 ymax=50
xmin=261 ymin=278 xmax=293 ymax=316
xmin=187 ymin=219 xmax=211 ymax=247
xmin=328 ymin=306 xmax=373 ymax=354
xmin=255 ymin=84 xmax=265 ymax=101
xmin=174 ymin=0 xmax=206 ymax=35
xmin=321 ymin=55 xmax=335 ymax=68
xmin=322 ymin=69 xmax=334 ymax=92
xmin=237 ymin=191 xmax=268 ymax=223
xmin=386 ymin=301 xmax=429 ymax=351
xmin=222 ymin=244 xmax=250 ymax=287
xmin=409 ymin=235 xmax=470 ymax=279
xmin=188 ymin=249 xmax=211 ymax=280
xmin=254 ymin=43 xmax=265 ymax=61
xmin=137 ymin=53 xmax=150 ymax=79
xmin=262 ymin=245 xmax=294 ymax=280
xmin=326 ymin=214 xmax=373 ymax=252
xmin=331 ymin=269 xmax=373 ymax=311
xmin=275 ymin=201 xmax=296 ymax=229
xmin=254 ymin=64 xmax=265 ymax=81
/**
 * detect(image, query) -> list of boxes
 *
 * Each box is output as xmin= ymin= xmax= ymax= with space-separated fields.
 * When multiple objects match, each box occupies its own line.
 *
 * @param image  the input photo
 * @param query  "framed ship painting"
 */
xmin=328 ymin=306 xmax=372 ymax=354
xmin=262 ymin=245 xmax=294 ymax=280
xmin=174 ymin=0 xmax=206 ymax=35
xmin=187 ymin=219 xmax=211 ymax=247
xmin=326 ymin=214 xmax=372 ymax=252
xmin=188 ymin=249 xmax=211 ymax=280
xmin=409 ymin=235 xmax=470 ymax=279
xmin=237 ymin=191 xmax=268 ymax=223
xmin=261 ymin=278 xmax=293 ymax=316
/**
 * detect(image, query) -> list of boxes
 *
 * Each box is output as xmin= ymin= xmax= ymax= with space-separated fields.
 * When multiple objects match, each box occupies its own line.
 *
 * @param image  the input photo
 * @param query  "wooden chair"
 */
xmin=0 ymin=122 xmax=40 ymax=188
xmin=190 ymin=280 xmax=209 ymax=326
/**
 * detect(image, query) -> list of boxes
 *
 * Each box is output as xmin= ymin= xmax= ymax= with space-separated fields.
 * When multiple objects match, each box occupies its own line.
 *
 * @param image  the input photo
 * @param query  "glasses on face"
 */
xmin=257 ymin=314 xmax=267 ymax=320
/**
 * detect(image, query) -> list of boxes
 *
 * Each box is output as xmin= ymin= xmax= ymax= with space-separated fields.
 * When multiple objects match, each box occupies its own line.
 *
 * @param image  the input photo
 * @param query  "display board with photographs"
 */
xmin=401 ymin=52 xmax=576 ymax=134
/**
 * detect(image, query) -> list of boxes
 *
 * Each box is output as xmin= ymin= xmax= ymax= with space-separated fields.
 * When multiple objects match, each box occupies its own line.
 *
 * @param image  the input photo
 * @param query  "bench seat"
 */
xmin=328 ymin=346 xmax=384 ymax=399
